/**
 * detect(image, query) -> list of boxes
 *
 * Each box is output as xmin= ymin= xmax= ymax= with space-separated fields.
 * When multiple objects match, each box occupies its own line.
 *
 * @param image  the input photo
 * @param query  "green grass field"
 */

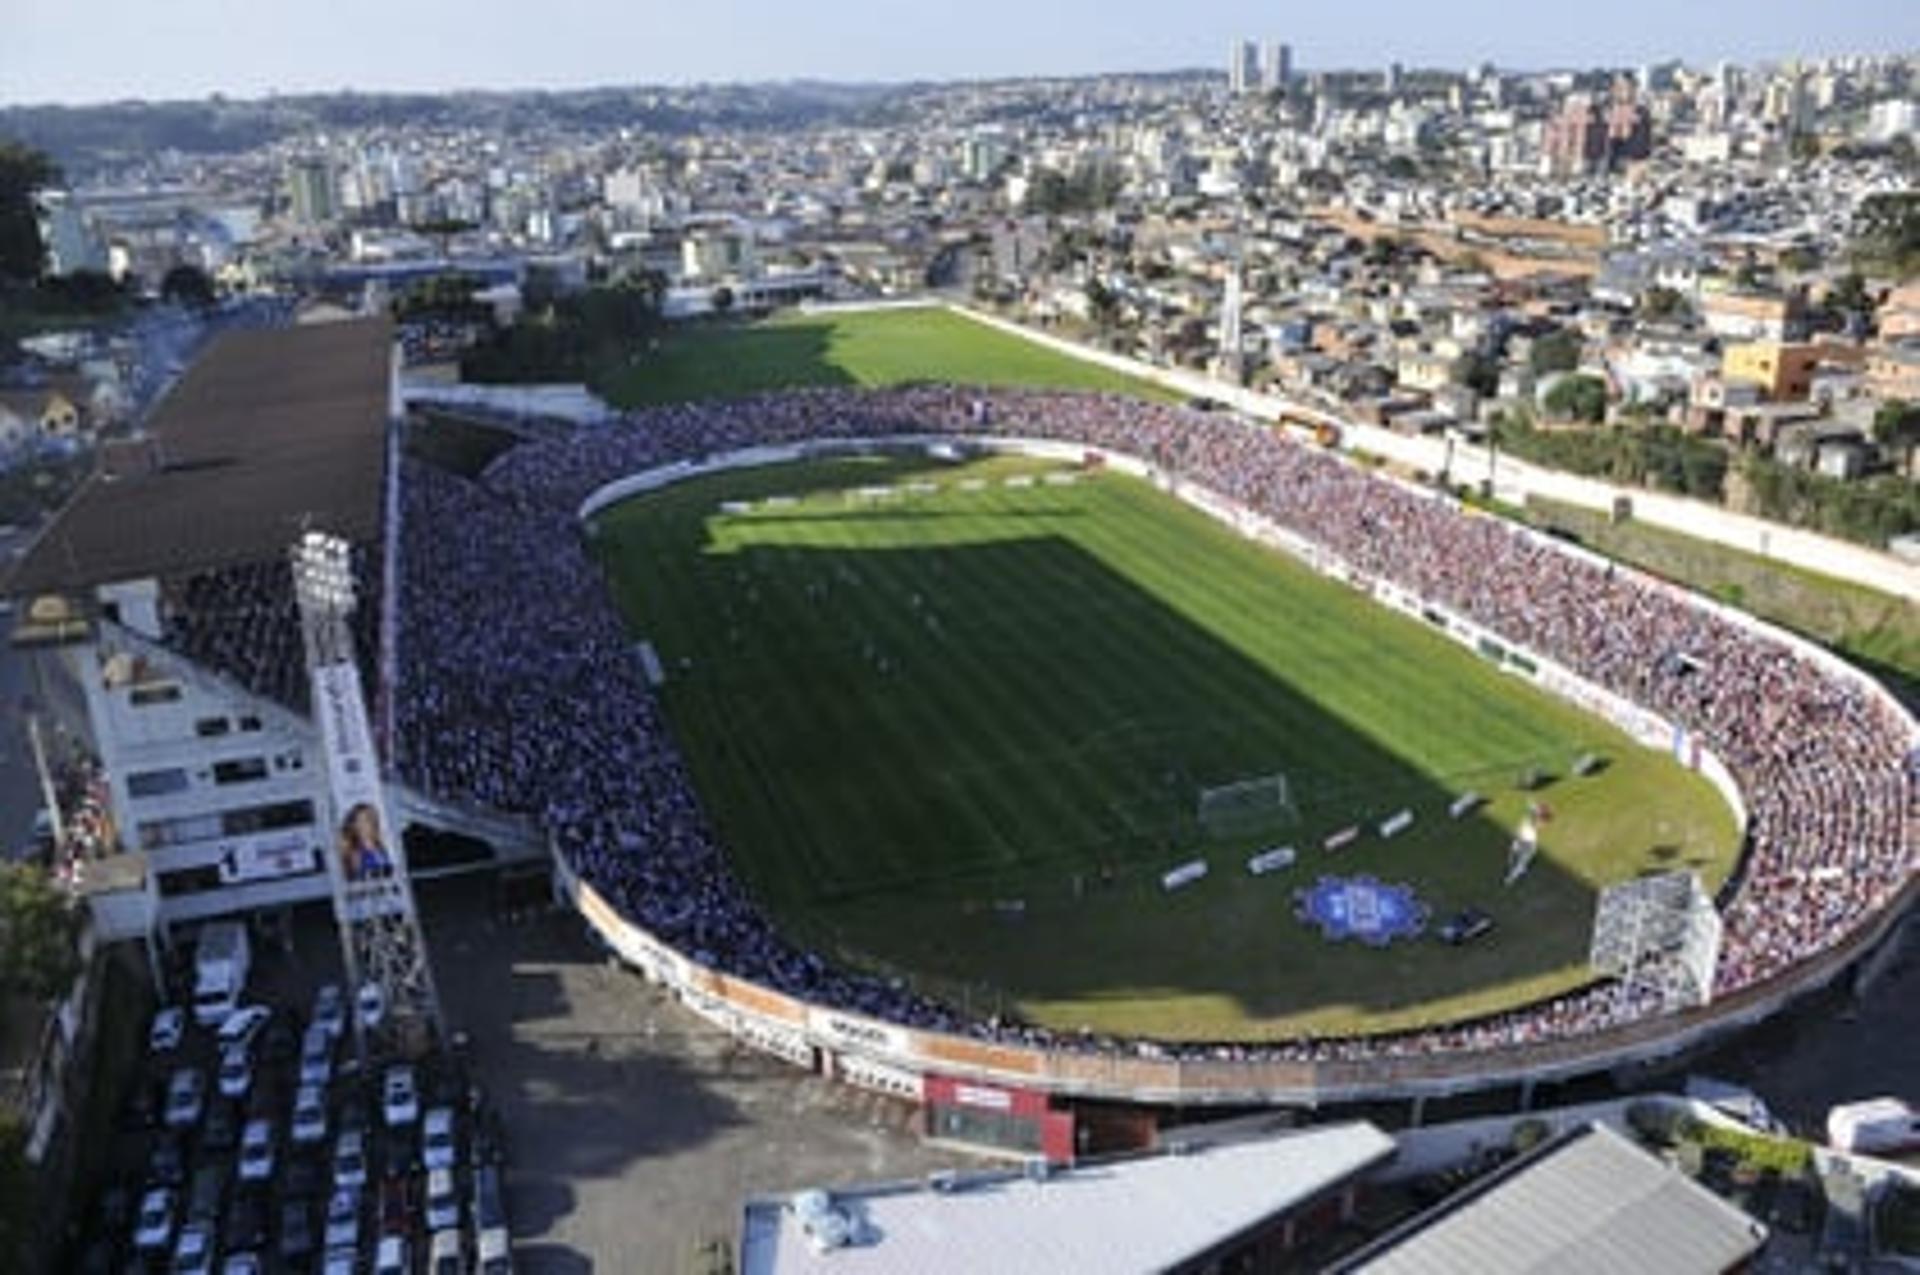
xmin=599 ymin=307 xmax=1172 ymax=407
xmin=593 ymin=452 xmax=1740 ymax=1041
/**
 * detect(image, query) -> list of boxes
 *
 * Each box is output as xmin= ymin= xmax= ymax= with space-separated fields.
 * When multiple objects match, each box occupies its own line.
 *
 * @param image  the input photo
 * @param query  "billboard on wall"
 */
xmin=311 ymin=662 xmax=406 ymax=915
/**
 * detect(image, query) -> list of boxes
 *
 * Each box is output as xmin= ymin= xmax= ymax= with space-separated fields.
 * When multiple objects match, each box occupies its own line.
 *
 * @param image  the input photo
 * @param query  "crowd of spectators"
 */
xmin=381 ymin=385 xmax=1913 ymax=1065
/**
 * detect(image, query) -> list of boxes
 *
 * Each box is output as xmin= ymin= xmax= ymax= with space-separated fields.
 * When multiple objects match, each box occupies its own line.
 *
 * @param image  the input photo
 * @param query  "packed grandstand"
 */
xmin=158 ymin=386 xmax=1917 ymax=1070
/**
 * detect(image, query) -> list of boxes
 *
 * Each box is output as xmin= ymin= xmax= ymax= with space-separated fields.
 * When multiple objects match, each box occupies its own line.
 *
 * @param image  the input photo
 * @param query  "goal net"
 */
xmin=1197 ymin=774 xmax=1298 ymax=838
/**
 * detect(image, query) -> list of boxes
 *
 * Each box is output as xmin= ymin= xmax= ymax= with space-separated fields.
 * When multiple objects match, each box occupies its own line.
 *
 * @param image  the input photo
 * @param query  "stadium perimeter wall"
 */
xmin=562 ymin=433 xmax=1915 ymax=1108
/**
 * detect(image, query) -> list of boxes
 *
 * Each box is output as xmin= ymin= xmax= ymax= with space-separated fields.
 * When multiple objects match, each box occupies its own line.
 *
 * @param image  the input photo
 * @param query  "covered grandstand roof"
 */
xmin=7 ymin=318 xmax=393 ymax=596
xmin=1334 ymin=1122 xmax=1768 ymax=1275
xmin=739 ymin=1121 xmax=1395 ymax=1275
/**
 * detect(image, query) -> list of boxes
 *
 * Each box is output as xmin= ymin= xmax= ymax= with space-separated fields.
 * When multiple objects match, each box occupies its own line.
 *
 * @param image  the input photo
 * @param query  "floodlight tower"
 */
xmin=292 ymin=530 xmax=442 ymax=1062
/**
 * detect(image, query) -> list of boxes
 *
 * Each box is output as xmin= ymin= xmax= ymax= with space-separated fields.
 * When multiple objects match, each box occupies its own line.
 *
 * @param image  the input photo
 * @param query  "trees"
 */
xmin=1873 ymin=399 xmax=1920 ymax=470
xmin=1451 ymin=352 xmax=1499 ymax=397
xmin=0 ymin=139 xmax=59 ymax=284
xmin=1852 ymin=191 xmax=1920 ymax=275
xmin=0 ymin=862 xmax=81 ymax=1002
xmin=1637 ymin=287 xmax=1688 ymax=322
xmin=1544 ymin=375 xmax=1608 ymax=424
xmin=160 ymin=263 xmax=216 ymax=310
xmin=1528 ymin=329 xmax=1582 ymax=376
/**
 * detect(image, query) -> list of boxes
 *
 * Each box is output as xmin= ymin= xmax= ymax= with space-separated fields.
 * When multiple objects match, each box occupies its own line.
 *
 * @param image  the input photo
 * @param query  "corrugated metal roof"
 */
xmin=7 ymin=319 xmax=392 ymax=596
xmin=739 ymin=1122 xmax=1394 ymax=1275
xmin=1345 ymin=1122 xmax=1767 ymax=1275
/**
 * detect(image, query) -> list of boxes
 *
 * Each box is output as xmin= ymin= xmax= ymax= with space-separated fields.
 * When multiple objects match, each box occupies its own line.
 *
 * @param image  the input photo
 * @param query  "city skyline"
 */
xmin=3 ymin=0 xmax=1918 ymax=108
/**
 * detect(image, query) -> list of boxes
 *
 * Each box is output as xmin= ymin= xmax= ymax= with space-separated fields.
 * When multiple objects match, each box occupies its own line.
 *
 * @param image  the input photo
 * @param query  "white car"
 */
xmin=333 ymin=1129 xmax=368 ymax=1190
xmin=148 ymin=1007 xmax=186 ymax=1054
xmin=163 ymin=1068 xmax=205 ymax=1129
xmin=133 ymin=1187 xmax=176 ymax=1251
xmin=374 ymin=1235 xmax=409 ymax=1275
xmin=216 ymin=1005 xmax=271 ymax=1047
xmin=238 ymin=1117 xmax=275 ymax=1182
xmin=291 ymin=1084 xmax=328 ymax=1145
xmin=429 ymin=1229 xmax=463 ymax=1275
xmin=173 ymin=1221 xmax=216 ymax=1275
xmin=356 ymin=981 xmax=386 ymax=1029
xmin=425 ymin=1166 xmax=459 ymax=1232
xmin=313 ymin=983 xmax=346 ymax=1038
xmin=323 ymin=1248 xmax=358 ymax=1275
xmin=477 ymin=1225 xmax=512 ymax=1275
xmin=381 ymin=1065 xmax=419 ymax=1128
xmin=324 ymin=1188 xmax=360 ymax=1250
xmin=421 ymin=1106 xmax=457 ymax=1170
xmin=300 ymin=1024 xmax=334 ymax=1088
xmin=217 ymin=1044 xmax=252 ymax=1099
xmin=221 ymin=1255 xmax=263 ymax=1275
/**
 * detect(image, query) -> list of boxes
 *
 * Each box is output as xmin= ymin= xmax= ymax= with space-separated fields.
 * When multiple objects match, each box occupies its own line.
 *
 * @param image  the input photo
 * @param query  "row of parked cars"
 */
xmin=82 ymin=978 xmax=511 ymax=1275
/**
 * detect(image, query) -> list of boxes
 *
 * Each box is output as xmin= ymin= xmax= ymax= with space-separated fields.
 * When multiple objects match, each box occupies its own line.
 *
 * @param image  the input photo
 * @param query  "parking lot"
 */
xmin=416 ymin=877 xmax=977 ymax=1274
xmin=86 ymin=892 xmax=510 ymax=1275
xmin=81 ymin=873 xmax=974 ymax=1274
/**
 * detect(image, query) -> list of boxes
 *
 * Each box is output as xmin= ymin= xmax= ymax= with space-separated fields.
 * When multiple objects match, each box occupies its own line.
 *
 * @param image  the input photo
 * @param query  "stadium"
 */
xmin=396 ymin=340 xmax=1914 ymax=1109
xmin=20 ymin=316 xmax=1916 ymax=1130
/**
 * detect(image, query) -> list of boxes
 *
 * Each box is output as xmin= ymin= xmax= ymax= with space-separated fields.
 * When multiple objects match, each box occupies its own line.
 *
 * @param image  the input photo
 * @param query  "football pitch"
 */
xmin=598 ymin=307 xmax=1173 ymax=407
xmin=593 ymin=451 xmax=1741 ymax=1042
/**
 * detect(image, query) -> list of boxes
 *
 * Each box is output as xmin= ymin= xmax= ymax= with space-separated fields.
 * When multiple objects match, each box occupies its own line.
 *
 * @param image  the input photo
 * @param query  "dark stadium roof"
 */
xmin=7 ymin=319 xmax=393 ymax=596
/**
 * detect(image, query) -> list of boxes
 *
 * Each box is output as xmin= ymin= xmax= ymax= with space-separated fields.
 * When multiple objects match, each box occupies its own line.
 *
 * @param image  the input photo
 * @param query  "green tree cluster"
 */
xmin=460 ymin=274 xmax=665 ymax=387
xmin=0 ymin=139 xmax=58 ymax=284
xmin=1494 ymin=413 xmax=1728 ymax=501
xmin=1852 ymin=191 xmax=1920 ymax=276
xmin=1022 ymin=162 xmax=1123 ymax=215
xmin=1527 ymin=329 xmax=1582 ymax=376
xmin=1741 ymin=455 xmax=1920 ymax=547
xmin=0 ymin=862 xmax=80 ymax=1001
xmin=1543 ymin=373 xmax=1608 ymax=423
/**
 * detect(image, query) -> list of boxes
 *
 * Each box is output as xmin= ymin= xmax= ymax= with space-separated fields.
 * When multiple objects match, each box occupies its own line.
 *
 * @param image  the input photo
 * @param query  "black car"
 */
xmin=260 ymin=1019 xmax=300 ymax=1068
xmin=204 ymin=1098 xmax=243 ymax=1154
xmin=1439 ymin=907 xmax=1495 ymax=946
xmin=147 ymin=1135 xmax=187 ymax=1187
xmin=223 ymin=1186 xmax=269 ymax=1252
xmin=277 ymin=1197 xmax=317 ymax=1262
xmin=281 ymin=1155 xmax=325 ymax=1201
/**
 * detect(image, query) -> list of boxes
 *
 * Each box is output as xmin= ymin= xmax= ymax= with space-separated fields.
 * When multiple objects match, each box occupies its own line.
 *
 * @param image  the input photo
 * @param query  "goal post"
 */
xmin=1197 ymin=773 xmax=1299 ymax=838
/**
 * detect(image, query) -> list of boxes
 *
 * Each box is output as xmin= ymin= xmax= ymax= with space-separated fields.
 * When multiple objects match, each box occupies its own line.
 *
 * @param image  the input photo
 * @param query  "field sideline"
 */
xmin=593 ymin=451 xmax=1740 ymax=1042
xmin=599 ymin=307 xmax=1175 ymax=406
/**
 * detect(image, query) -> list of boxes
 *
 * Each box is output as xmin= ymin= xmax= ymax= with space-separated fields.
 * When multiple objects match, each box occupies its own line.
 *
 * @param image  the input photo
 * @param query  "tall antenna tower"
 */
xmin=292 ymin=530 xmax=442 ymax=1061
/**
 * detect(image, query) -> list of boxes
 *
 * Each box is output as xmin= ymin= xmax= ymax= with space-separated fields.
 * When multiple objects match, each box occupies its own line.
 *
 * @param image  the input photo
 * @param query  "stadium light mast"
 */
xmin=292 ymin=530 xmax=443 ymax=1064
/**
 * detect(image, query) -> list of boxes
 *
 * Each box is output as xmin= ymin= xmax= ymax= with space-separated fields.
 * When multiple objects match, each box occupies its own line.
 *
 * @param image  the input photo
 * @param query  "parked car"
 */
xmin=1439 ymin=906 xmax=1496 ymax=945
xmin=149 ymin=1007 xmax=186 ymax=1054
xmin=421 ymin=1106 xmax=458 ymax=1171
xmin=428 ymin=1229 xmax=462 ymax=1275
xmin=300 ymin=1024 xmax=334 ymax=1088
xmin=312 ymin=983 xmax=345 ymax=1039
xmin=259 ymin=1018 xmax=299 ymax=1067
xmin=323 ymin=1189 xmax=361 ymax=1251
xmin=215 ymin=1005 xmax=271 ymax=1048
xmin=171 ymin=1221 xmax=215 ymax=1275
xmin=477 ymin=1225 xmax=512 ymax=1275
xmin=187 ymin=1162 xmax=228 ymax=1224
xmin=322 ymin=1247 xmax=357 ymax=1275
xmin=333 ymin=1129 xmax=368 ymax=1190
xmin=147 ymin=1133 xmax=187 ymax=1187
xmin=237 ymin=1118 xmax=274 ymax=1183
xmin=133 ymin=1187 xmax=176 ymax=1253
xmin=219 ymin=1254 xmax=262 ymax=1275
xmin=373 ymin=1234 xmax=409 ymax=1275
xmin=381 ymin=1066 xmax=419 ymax=1128
xmin=217 ymin=1045 xmax=252 ymax=1100
xmin=222 ymin=1188 xmax=268 ymax=1253
xmin=277 ymin=1199 xmax=317 ymax=1264
xmin=201 ymin=1098 xmax=241 ymax=1154
xmin=424 ymin=1167 xmax=459 ymax=1233
xmin=356 ymin=982 xmax=386 ymax=1029
xmin=291 ymin=1084 xmax=328 ymax=1146
xmin=163 ymin=1069 xmax=206 ymax=1129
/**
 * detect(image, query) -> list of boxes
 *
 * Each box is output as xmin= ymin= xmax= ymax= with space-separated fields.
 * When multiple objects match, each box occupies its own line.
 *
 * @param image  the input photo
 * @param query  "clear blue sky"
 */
xmin=4 ymin=0 xmax=1916 ymax=106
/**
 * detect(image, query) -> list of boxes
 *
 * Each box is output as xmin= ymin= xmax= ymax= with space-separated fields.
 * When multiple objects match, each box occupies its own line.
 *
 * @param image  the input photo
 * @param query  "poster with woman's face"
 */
xmin=339 ymin=802 xmax=394 ymax=881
